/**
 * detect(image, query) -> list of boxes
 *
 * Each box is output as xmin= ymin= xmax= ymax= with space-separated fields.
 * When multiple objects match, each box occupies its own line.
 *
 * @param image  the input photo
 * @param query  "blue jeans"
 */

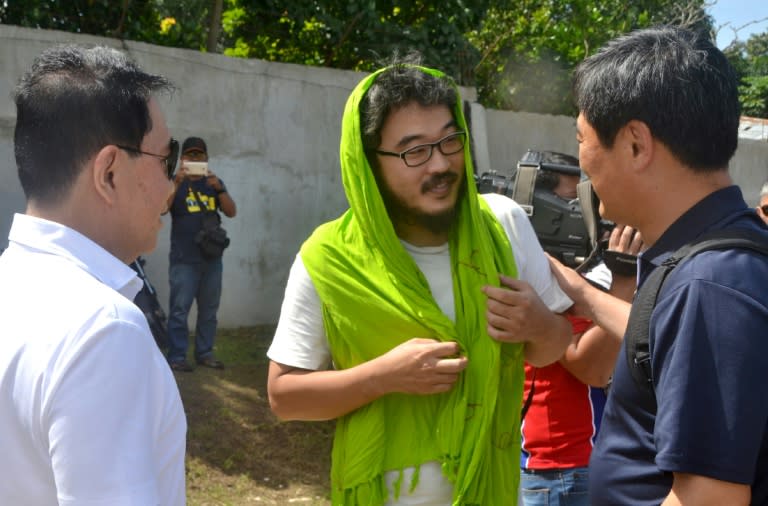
xmin=166 ymin=259 xmax=223 ymax=364
xmin=519 ymin=467 xmax=589 ymax=506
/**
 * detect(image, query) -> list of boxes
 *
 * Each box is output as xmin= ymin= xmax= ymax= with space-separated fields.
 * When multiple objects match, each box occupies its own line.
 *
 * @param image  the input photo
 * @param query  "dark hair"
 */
xmin=573 ymin=26 xmax=740 ymax=172
xmin=360 ymin=52 xmax=458 ymax=152
xmin=13 ymin=44 xmax=173 ymax=204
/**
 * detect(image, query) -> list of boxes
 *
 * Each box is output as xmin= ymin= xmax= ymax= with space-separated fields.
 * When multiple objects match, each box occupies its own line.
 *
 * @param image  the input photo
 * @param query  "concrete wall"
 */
xmin=731 ymin=139 xmax=768 ymax=205
xmin=2 ymin=25 xmax=767 ymax=327
xmin=1 ymin=25 xmax=362 ymax=327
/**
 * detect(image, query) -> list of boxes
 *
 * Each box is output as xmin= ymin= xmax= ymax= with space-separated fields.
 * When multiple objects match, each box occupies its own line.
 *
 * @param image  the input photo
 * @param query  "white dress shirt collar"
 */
xmin=7 ymin=213 xmax=143 ymax=300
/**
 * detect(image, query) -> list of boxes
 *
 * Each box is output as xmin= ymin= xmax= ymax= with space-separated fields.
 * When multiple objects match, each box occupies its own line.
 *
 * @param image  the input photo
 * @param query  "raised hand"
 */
xmin=608 ymin=224 xmax=644 ymax=256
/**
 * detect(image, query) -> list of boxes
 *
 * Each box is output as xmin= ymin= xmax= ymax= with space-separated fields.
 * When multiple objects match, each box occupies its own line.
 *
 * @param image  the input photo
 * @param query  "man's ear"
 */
xmin=622 ymin=120 xmax=653 ymax=172
xmin=92 ymin=145 xmax=119 ymax=204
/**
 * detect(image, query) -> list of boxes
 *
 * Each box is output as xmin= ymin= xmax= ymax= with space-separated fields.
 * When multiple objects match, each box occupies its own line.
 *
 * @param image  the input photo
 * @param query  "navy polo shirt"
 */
xmin=589 ymin=186 xmax=768 ymax=505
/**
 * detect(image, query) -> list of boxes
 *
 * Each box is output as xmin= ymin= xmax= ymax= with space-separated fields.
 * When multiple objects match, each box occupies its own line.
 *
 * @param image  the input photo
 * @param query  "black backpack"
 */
xmin=625 ymin=228 xmax=768 ymax=395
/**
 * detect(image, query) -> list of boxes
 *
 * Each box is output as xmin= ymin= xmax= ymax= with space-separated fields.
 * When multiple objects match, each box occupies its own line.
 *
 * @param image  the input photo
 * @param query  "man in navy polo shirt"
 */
xmin=549 ymin=27 xmax=768 ymax=505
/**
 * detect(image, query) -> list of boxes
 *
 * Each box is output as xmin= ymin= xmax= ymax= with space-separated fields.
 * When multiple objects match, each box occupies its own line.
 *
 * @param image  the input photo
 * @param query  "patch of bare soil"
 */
xmin=173 ymin=326 xmax=334 ymax=505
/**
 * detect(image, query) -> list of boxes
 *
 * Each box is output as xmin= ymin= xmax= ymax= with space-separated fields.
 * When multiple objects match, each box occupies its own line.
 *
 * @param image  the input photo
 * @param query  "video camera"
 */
xmin=475 ymin=149 xmax=612 ymax=269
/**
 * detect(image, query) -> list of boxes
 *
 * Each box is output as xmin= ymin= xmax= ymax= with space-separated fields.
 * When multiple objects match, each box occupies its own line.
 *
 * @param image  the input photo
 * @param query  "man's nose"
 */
xmin=423 ymin=147 xmax=454 ymax=173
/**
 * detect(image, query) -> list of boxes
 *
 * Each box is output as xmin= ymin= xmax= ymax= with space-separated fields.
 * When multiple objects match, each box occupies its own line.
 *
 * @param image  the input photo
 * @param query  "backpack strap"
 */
xmin=625 ymin=228 xmax=768 ymax=397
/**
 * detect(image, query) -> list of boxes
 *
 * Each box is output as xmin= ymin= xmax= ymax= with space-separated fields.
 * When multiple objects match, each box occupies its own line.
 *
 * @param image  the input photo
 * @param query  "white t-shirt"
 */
xmin=269 ymin=193 xmax=572 ymax=369
xmin=0 ymin=214 xmax=187 ymax=506
xmin=268 ymin=194 xmax=572 ymax=504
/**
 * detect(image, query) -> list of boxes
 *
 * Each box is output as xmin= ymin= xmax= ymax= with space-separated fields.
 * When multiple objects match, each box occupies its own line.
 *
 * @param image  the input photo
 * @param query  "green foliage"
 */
xmin=740 ymin=76 xmax=768 ymax=118
xmin=146 ymin=0 xmax=211 ymax=50
xmin=0 ymin=0 xmax=149 ymax=36
xmin=725 ymin=32 xmax=768 ymax=118
xmin=0 ymin=0 xmax=210 ymax=50
xmin=219 ymin=0 xmax=489 ymax=83
xmin=7 ymin=0 xmax=759 ymax=116
xmin=468 ymin=0 xmax=713 ymax=113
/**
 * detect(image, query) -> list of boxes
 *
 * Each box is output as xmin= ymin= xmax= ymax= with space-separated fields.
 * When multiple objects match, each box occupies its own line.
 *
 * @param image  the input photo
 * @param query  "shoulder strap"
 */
xmin=187 ymin=183 xmax=220 ymax=216
xmin=625 ymin=228 xmax=768 ymax=396
xmin=511 ymin=163 xmax=537 ymax=216
xmin=520 ymin=368 xmax=537 ymax=420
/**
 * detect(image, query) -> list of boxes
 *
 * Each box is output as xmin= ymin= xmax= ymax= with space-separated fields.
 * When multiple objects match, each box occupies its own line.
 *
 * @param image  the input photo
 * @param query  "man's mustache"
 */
xmin=422 ymin=172 xmax=458 ymax=193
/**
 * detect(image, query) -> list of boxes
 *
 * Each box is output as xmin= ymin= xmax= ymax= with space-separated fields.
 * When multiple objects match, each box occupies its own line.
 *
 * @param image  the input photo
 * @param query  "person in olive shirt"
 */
xmin=166 ymin=137 xmax=237 ymax=372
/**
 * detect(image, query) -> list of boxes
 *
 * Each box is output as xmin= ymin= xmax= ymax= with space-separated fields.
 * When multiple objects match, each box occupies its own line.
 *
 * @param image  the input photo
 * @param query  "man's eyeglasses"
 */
xmin=374 ymin=131 xmax=466 ymax=167
xmin=760 ymin=204 xmax=768 ymax=215
xmin=116 ymin=138 xmax=179 ymax=179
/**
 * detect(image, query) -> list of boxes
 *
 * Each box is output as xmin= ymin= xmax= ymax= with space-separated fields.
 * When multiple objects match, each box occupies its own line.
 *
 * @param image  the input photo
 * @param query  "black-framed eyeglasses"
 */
xmin=116 ymin=138 xmax=179 ymax=179
xmin=374 ymin=131 xmax=467 ymax=167
xmin=760 ymin=204 xmax=768 ymax=215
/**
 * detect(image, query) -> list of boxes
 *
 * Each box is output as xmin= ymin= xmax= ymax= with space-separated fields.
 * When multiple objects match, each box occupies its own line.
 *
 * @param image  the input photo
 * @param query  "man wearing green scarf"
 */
xmin=267 ymin=55 xmax=573 ymax=505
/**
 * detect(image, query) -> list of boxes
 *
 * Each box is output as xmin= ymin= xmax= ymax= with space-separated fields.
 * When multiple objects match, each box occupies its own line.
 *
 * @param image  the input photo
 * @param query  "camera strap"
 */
xmin=602 ymin=249 xmax=638 ymax=277
xmin=511 ymin=163 xmax=537 ymax=216
xmin=576 ymin=180 xmax=599 ymax=249
xmin=520 ymin=368 xmax=537 ymax=421
xmin=187 ymin=182 xmax=219 ymax=218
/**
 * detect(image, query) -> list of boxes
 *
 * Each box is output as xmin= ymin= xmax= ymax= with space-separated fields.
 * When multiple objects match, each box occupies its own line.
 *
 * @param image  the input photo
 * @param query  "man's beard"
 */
xmin=378 ymin=171 xmax=465 ymax=236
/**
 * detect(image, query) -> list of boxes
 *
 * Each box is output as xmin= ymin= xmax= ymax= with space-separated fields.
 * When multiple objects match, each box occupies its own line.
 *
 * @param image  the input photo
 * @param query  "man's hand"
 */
xmin=482 ymin=275 xmax=572 ymax=366
xmin=549 ymin=254 xmax=632 ymax=339
xmin=173 ymin=166 xmax=188 ymax=186
xmin=605 ymin=224 xmax=643 ymax=300
xmin=483 ymin=275 xmax=554 ymax=343
xmin=371 ymin=338 xmax=468 ymax=396
xmin=547 ymin=255 xmax=595 ymax=319
xmin=268 ymin=338 xmax=467 ymax=421
xmin=608 ymin=223 xmax=644 ymax=255
xmin=205 ymin=171 xmax=225 ymax=192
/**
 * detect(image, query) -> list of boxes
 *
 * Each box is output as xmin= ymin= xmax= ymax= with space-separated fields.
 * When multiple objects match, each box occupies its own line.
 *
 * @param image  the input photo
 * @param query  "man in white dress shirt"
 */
xmin=0 ymin=44 xmax=187 ymax=505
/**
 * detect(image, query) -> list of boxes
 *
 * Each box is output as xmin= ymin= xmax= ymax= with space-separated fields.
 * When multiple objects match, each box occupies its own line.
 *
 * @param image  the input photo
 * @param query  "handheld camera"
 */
xmin=475 ymin=149 xmax=612 ymax=269
xmin=184 ymin=161 xmax=209 ymax=177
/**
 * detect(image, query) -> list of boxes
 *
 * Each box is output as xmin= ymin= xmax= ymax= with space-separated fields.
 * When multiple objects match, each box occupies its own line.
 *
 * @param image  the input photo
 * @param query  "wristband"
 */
xmin=602 ymin=249 xmax=638 ymax=277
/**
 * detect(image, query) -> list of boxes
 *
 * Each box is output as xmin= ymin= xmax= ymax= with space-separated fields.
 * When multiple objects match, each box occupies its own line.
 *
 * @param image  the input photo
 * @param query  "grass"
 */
xmin=172 ymin=325 xmax=335 ymax=505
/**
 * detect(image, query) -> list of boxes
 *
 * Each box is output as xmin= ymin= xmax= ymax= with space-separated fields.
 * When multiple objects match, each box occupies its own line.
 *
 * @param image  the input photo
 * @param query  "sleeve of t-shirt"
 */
xmin=481 ymin=193 xmax=573 ymax=314
xmin=652 ymin=276 xmax=768 ymax=484
xmin=267 ymin=254 xmax=332 ymax=371
xmin=44 ymin=317 xmax=184 ymax=506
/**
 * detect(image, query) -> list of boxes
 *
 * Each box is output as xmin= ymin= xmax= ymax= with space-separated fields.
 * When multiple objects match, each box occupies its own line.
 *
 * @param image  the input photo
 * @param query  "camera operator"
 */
xmin=166 ymin=137 xmax=237 ymax=372
xmin=517 ymin=152 xmax=643 ymax=505
xmin=533 ymin=152 xmax=581 ymax=201
xmin=477 ymin=150 xmax=597 ymax=268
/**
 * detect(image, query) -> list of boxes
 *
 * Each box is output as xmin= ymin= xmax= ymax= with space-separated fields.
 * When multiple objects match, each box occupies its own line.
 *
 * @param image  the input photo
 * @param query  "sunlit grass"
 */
xmin=173 ymin=326 xmax=334 ymax=505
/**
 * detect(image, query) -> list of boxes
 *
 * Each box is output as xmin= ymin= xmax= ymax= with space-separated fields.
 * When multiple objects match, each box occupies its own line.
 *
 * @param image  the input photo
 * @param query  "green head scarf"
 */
xmin=300 ymin=65 xmax=523 ymax=505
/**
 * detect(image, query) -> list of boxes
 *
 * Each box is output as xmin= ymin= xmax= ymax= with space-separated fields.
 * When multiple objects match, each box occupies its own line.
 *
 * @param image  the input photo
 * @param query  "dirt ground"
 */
xmin=172 ymin=326 xmax=334 ymax=505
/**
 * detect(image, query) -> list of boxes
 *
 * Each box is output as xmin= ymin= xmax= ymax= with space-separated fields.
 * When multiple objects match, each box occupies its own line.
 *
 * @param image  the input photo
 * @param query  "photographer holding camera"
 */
xmin=166 ymin=136 xmax=237 ymax=372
